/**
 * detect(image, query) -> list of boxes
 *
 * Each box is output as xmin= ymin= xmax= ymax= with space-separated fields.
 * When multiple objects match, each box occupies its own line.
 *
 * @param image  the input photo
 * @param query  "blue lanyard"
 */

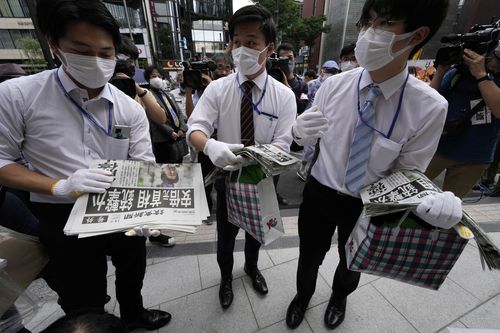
xmin=356 ymin=69 xmax=409 ymax=139
xmin=236 ymin=73 xmax=278 ymax=120
xmin=55 ymin=69 xmax=113 ymax=136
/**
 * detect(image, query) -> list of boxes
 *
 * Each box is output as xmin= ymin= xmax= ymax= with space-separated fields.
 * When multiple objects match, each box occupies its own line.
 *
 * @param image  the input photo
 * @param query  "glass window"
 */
xmin=0 ymin=1 xmax=13 ymax=17
xmin=192 ymin=20 xmax=203 ymax=29
xmin=203 ymin=20 xmax=214 ymax=30
xmin=154 ymin=2 xmax=168 ymax=16
xmin=203 ymin=30 xmax=215 ymax=42
xmin=212 ymin=20 xmax=223 ymax=30
xmin=192 ymin=30 xmax=204 ymax=41
xmin=8 ymin=0 xmax=25 ymax=17
xmin=10 ymin=29 xmax=22 ymax=48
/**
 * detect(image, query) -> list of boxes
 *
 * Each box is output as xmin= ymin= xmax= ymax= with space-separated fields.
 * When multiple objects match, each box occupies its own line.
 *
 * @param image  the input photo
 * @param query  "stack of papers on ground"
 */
xmin=205 ymin=144 xmax=300 ymax=185
xmin=64 ymin=160 xmax=209 ymax=238
xmin=359 ymin=170 xmax=500 ymax=270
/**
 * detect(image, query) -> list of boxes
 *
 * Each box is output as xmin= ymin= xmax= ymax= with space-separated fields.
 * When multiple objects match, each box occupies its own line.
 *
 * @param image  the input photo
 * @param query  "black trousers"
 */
xmin=30 ymin=203 xmax=146 ymax=319
xmin=215 ymin=179 xmax=260 ymax=278
xmin=296 ymin=177 xmax=363 ymax=305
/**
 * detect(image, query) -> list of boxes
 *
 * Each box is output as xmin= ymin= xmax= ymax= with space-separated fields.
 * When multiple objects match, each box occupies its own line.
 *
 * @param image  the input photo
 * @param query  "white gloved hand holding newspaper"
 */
xmin=415 ymin=191 xmax=463 ymax=229
xmin=292 ymin=106 xmax=329 ymax=146
xmin=52 ymin=168 xmax=114 ymax=198
xmin=203 ymin=138 xmax=244 ymax=168
xmin=125 ymin=225 xmax=161 ymax=237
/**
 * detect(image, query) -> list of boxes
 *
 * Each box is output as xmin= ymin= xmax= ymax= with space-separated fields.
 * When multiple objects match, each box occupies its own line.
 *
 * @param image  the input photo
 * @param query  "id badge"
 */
xmin=470 ymin=99 xmax=491 ymax=126
xmin=112 ymin=125 xmax=131 ymax=139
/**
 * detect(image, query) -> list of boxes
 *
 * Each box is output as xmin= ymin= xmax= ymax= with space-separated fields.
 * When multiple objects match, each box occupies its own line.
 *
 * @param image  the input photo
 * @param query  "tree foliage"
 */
xmin=17 ymin=37 xmax=44 ymax=69
xmin=251 ymin=0 xmax=330 ymax=52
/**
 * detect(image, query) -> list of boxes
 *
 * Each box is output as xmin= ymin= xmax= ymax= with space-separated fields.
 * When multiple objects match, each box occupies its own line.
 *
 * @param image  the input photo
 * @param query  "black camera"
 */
xmin=266 ymin=56 xmax=289 ymax=82
xmin=182 ymin=60 xmax=217 ymax=90
xmin=436 ymin=19 xmax=500 ymax=67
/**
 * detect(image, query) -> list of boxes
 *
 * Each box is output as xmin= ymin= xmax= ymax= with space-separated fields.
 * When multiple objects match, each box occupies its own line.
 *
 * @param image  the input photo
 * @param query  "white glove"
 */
xmin=222 ymin=156 xmax=255 ymax=171
xmin=292 ymin=106 xmax=330 ymax=146
xmin=203 ymin=138 xmax=244 ymax=168
xmin=125 ymin=225 xmax=161 ymax=237
xmin=52 ymin=168 xmax=114 ymax=198
xmin=415 ymin=192 xmax=463 ymax=229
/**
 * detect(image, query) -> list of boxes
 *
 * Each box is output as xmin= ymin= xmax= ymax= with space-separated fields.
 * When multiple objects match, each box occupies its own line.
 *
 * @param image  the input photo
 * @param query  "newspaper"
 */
xmin=359 ymin=170 xmax=442 ymax=217
xmin=205 ymin=144 xmax=300 ymax=185
xmin=64 ymin=160 xmax=209 ymax=238
xmin=360 ymin=170 xmax=500 ymax=270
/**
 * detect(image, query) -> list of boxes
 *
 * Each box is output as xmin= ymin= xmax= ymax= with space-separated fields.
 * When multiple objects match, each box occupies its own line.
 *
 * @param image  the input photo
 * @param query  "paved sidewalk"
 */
xmin=25 ymin=204 xmax=500 ymax=333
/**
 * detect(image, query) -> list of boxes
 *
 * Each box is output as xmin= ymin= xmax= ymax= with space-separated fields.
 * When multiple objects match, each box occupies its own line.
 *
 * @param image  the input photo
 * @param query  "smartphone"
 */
xmin=112 ymin=125 xmax=131 ymax=139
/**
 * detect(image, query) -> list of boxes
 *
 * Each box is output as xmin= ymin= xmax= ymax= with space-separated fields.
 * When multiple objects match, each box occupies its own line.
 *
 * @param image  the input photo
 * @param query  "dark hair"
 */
xmin=277 ymin=43 xmax=296 ymax=57
xmin=36 ymin=0 xmax=121 ymax=47
xmin=229 ymin=5 xmax=277 ymax=45
xmin=357 ymin=0 xmax=449 ymax=57
xmin=144 ymin=65 xmax=163 ymax=81
xmin=304 ymin=70 xmax=317 ymax=79
xmin=340 ymin=43 xmax=356 ymax=58
xmin=324 ymin=68 xmax=339 ymax=75
xmin=212 ymin=53 xmax=234 ymax=68
xmin=41 ymin=312 xmax=128 ymax=333
xmin=117 ymin=36 xmax=139 ymax=60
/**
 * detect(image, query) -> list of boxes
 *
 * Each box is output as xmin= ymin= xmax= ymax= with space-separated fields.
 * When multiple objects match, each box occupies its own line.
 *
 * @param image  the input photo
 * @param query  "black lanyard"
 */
xmin=55 ymin=69 xmax=113 ymax=136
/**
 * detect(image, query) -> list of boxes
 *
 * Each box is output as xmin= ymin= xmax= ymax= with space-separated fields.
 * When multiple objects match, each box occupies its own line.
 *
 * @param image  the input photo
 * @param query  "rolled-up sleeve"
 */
xmin=270 ymin=89 xmax=296 ymax=152
xmin=0 ymin=83 xmax=25 ymax=169
xmin=187 ymin=82 xmax=220 ymax=145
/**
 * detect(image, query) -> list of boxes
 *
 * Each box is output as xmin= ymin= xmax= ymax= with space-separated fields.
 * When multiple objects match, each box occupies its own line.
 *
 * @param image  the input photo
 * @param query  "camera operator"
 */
xmin=185 ymin=54 xmax=234 ymax=118
xmin=425 ymin=44 xmax=500 ymax=198
xmin=110 ymin=36 xmax=167 ymax=126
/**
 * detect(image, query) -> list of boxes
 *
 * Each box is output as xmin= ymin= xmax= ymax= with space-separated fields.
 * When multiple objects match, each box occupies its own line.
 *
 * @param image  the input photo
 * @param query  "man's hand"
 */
xmin=463 ymin=48 xmax=487 ymax=79
xmin=292 ymin=106 xmax=330 ymax=146
xmin=415 ymin=192 xmax=463 ymax=229
xmin=177 ymin=130 xmax=184 ymax=138
xmin=51 ymin=169 xmax=114 ymax=198
xmin=203 ymin=138 xmax=244 ymax=168
xmin=170 ymin=132 xmax=179 ymax=140
xmin=125 ymin=225 xmax=161 ymax=237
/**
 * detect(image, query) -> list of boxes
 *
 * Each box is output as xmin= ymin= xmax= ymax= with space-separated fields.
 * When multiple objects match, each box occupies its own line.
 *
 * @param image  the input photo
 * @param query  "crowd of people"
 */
xmin=1 ymin=0 xmax=500 ymax=332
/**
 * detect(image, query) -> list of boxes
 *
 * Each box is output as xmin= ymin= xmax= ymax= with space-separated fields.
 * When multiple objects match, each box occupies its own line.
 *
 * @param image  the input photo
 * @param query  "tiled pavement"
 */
xmin=25 ymin=203 xmax=500 ymax=332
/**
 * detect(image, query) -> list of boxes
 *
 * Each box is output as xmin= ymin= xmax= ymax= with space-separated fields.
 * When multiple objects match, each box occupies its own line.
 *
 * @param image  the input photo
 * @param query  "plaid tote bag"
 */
xmin=346 ymin=209 xmax=468 ymax=290
xmin=226 ymin=165 xmax=284 ymax=245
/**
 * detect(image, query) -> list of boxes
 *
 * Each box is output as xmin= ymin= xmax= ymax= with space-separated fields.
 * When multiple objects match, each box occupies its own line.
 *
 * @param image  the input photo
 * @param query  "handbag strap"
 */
xmin=463 ymin=99 xmax=485 ymax=120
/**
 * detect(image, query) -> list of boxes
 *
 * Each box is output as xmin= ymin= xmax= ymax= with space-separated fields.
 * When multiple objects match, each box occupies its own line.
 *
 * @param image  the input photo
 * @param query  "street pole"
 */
xmin=122 ymin=0 xmax=135 ymax=40
xmin=26 ymin=0 xmax=55 ymax=69
xmin=174 ymin=0 xmax=184 ymax=61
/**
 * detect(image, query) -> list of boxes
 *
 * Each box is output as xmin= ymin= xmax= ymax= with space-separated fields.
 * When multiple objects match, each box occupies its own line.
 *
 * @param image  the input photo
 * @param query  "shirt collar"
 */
xmin=237 ymin=70 xmax=267 ymax=91
xmin=57 ymin=67 xmax=114 ymax=104
xmin=360 ymin=66 xmax=409 ymax=100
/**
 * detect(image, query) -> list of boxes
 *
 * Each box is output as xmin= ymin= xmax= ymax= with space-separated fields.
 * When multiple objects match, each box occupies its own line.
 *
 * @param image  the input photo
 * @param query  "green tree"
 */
xmin=252 ymin=0 xmax=302 ymax=44
xmin=17 ymin=37 xmax=44 ymax=71
xmin=158 ymin=24 xmax=175 ymax=60
xmin=292 ymin=15 xmax=330 ymax=48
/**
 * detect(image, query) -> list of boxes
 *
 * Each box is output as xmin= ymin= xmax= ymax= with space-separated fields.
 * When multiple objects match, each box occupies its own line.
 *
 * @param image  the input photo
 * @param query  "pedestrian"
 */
xmin=339 ymin=43 xmax=359 ymax=72
xmin=187 ymin=5 xmax=296 ymax=309
xmin=0 ymin=0 xmax=170 ymax=330
xmin=286 ymin=0 xmax=462 ymax=330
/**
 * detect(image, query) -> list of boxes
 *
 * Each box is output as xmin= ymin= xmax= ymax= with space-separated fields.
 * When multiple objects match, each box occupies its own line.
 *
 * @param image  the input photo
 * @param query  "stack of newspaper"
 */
xmin=205 ymin=144 xmax=300 ymax=185
xmin=360 ymin=170 xmax=500 ymax=270
xmin=64 ymin=160 xmax=209 ymax=238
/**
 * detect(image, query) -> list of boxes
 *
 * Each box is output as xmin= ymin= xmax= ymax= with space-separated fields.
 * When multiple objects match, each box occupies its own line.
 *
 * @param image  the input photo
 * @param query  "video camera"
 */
xmin=436 ymin=19 xmax=500 ymax=67
xmin=182 ymin=60 xmax=217 ymax=90
xmin=266 ymin=56 xmax=289 ymax=82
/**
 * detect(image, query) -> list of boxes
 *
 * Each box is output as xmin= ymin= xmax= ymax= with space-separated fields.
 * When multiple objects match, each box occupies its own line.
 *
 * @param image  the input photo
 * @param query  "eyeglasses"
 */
xmin=358 ymin=16 xmax=404 ymax=32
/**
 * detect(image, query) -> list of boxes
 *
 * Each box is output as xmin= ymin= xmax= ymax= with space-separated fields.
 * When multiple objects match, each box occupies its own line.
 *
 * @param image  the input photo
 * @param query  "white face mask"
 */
xmin=149 ymin=77 xmax=163 ymax=89
xmin=57 ymin=50 xmax=116 ymax=89
xmin=340 ymin=61 xmax=358 ymax=72
xmin=355 ymin=27 xmax=416 ymax=71
xmin=232 ymin=45 xmax=268 ymax=76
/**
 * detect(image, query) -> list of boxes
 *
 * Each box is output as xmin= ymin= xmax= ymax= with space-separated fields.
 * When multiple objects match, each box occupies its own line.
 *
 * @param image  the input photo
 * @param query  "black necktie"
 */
xmin=240 ymin=80 xmax=255 ymax=146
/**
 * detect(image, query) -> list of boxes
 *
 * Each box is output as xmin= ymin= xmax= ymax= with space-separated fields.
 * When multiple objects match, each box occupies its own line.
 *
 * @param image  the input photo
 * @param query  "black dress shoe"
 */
xmin=324 ymin=296 xmax=346 ymax=330
xmin=286 ymin=295 xmax=307 ymax=329
xmin=219 ymin=276 xmax=233 ymax=309
xmin=124 ymin=308 xmax=171 ymax=330
xmin=244 ymin=265 xmax=268 ymax=295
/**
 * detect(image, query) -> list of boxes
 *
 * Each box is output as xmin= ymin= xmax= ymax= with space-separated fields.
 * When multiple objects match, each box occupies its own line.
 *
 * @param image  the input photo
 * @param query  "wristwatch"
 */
xmin=476 ymin=73 xmax=493 ymax=84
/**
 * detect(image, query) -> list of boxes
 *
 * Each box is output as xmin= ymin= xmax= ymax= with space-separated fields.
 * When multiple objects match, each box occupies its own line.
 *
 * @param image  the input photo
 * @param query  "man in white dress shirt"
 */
xmin=0 ymin=0 xmax=170 ymax=330
xmin=285 ymin=0 xmax=464 ymax=330
xmin=187 ymin=5 xmax=296 ymax=309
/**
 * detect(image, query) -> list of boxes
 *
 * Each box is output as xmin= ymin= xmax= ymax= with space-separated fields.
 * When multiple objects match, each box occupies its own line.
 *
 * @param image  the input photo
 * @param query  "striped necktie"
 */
xmin=240 ymin=80 xmax=255 ymax=146
xmin=345 ymin=84 xmax=382 ymax=192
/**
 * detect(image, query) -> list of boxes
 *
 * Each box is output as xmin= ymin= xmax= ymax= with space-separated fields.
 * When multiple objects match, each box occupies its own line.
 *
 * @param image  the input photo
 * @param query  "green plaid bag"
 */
xmin=226 ymin=165 xmax=284 ymax=245
xmin=346 ymin=209 xmax=468 ymax=290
